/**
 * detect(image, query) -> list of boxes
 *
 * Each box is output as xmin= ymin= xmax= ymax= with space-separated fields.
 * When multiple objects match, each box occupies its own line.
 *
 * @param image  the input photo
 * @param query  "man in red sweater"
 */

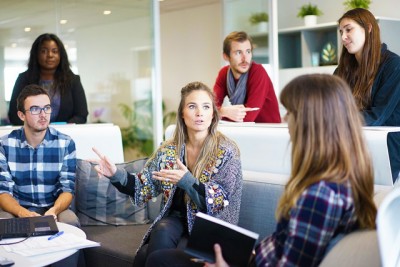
xmin=213 ymin=31 xmax=281 ymax=123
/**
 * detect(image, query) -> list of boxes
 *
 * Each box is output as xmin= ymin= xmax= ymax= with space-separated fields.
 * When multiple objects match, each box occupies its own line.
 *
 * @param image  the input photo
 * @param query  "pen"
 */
xmin=48 ymin=231 xmax=64 ymax=240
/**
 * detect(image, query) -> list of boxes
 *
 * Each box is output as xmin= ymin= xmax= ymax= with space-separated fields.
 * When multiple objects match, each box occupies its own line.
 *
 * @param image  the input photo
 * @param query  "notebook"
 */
xmin=184 ymin=212 xmax=259 ymax=267
xmin=0 ymin=215 xmax=59 ymax=240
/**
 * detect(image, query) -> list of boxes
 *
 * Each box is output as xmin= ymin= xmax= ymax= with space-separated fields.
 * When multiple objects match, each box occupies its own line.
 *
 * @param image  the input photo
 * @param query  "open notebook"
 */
xmin=0 ymin=215 xmax=58 ymax=240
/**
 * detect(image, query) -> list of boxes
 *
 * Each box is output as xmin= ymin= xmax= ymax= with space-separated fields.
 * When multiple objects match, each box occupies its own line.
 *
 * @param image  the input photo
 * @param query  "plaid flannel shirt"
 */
xmin=0 ymin=127 xmax=76 ymax=208
xmin=255 ymin=180 xmax=358 ymax=267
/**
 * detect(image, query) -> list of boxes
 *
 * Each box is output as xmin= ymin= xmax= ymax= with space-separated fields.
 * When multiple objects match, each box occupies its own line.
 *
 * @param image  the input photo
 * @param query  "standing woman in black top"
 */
xmin=8 ymin=33 xmax=88 ymax=125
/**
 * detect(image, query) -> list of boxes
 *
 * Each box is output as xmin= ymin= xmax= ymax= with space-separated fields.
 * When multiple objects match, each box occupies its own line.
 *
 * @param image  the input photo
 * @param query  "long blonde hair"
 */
xmin=278 ymin=74 xmax=376 ymax=229
xmin=167 ymin=81 xmax=224 ymax=178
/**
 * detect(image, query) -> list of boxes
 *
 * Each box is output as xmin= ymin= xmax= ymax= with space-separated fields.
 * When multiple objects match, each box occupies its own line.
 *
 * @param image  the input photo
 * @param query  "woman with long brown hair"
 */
xmin=206 ymin=74 xmax=377 ymax=267
xmin=335 ymin=8 xmax=400 ymax=183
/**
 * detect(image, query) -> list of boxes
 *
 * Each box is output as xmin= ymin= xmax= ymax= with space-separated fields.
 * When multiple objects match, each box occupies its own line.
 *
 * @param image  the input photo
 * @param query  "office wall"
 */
xmin=278 ymin=0 xmax=400 ymax=29
xmin=160 ymin=0 xmax=400 ymax=114
xmin=160 ymin=3 xmax=223 ymax=113
xmin=74 ymin=16 xmax=153 ymax=127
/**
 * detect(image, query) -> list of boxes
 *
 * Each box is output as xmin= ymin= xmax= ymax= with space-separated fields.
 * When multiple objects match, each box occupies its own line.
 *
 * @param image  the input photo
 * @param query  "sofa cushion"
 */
xmin=319 ymin=230 xmax=381 ymax=267
xmin=75 ymin=158 xmax=149 ymax=226
xmin=239 ymin=173 xmax=286 ymax=241
xmin=82 ymin=224 xmax=150 ymax=267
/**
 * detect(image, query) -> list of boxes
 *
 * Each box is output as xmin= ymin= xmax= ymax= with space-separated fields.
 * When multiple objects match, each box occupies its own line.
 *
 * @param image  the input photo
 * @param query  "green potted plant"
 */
xmin=297 ymin=3 xmax=323 ymax=26
xmin=343 ymin=0 xmax=371 ymax=10
xmin=119 ymin=100 xmax=153 ymax=159
xmin=249 ymin=12 xmax=269 ymax=32
xmin=119 ymin=100 xmax=176 ymax=161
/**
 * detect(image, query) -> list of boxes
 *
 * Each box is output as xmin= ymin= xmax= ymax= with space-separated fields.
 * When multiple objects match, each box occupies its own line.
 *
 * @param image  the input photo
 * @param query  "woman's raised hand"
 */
xmin=90 ymin=147 xmax=117 ymax=178
xmin=152 ymin=158 xmax=188 ymax=185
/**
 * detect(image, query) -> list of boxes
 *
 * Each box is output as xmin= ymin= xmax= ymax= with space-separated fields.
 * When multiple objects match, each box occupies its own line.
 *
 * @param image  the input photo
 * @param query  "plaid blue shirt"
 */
xmin=0 ymin=127 xmax=76 ymax=208
xmin=255 ymin=180 xmax=358 ymax=267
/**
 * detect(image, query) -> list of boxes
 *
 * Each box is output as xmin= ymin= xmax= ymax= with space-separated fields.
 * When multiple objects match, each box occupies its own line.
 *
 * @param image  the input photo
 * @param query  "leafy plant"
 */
xmin=343 ymin=0 xmax=371 ymax=9
xmin=249 ymin=12 xmax=269 ymax=25
xmin=321 ymin=42 xmax=337 ymax=65
xmin=119 ymin=100 xmax=176 ymax=157
xmin=297 ymin=3 xmax=323 ymax=18
xmin=119 ymin=100 xmax=153 ymax=156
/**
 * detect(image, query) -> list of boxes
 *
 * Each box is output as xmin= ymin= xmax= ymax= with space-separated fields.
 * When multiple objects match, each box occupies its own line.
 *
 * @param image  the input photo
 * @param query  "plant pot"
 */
xmin=257 ymin=22 xmax=268 ymax=32
xmin=304 ymin=15 xmax=317 ymax=26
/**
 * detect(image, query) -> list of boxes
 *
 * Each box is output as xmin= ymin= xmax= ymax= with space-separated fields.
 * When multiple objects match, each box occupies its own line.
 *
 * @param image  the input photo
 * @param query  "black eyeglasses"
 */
xmin=25 ymin=105 xmax=52 ymax=115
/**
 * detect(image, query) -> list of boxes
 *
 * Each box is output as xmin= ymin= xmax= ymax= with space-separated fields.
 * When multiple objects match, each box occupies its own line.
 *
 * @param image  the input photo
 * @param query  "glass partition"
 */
xmin=0 ymin=0 xmax=159 ymax=160
xmin=223 ymin=0 xmax=270 ymax=64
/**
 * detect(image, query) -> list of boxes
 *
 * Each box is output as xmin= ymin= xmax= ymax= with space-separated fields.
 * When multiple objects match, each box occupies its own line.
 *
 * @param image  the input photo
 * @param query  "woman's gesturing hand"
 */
xmin=90 ymin=147 xmax=117 ymax=178
xmin=152 ymin=158 xmax=188 ymax=185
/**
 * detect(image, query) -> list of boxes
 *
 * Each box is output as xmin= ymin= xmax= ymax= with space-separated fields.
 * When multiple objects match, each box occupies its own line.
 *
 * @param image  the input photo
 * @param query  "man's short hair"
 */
xmin=223 ymin=31 xmax=253 ymax=56
xmin=17 ymin=84 xmax=50 ymax=113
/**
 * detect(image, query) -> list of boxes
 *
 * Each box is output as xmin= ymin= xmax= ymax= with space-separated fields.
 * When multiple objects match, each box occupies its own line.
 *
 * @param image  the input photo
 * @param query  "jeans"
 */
xmin=133 ymin=215 xmax=188 ymax=267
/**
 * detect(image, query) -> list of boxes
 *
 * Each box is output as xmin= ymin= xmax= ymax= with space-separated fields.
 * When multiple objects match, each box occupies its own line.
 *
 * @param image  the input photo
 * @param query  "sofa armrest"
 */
xmin=319 ymin=230 xmax=380 ymax=267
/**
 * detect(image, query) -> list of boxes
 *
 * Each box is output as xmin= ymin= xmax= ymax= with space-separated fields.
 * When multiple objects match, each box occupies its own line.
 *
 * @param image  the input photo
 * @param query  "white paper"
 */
xmin=2 ymin=233 xmax=100 ymax=257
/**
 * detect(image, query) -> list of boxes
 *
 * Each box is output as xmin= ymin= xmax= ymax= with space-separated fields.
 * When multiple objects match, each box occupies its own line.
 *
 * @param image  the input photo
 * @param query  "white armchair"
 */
xmin=377 ymin=187 xmax=400 ymax=267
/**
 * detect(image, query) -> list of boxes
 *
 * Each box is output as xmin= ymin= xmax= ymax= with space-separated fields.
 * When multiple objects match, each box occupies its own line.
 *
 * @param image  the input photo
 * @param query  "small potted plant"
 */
xmin=249 ymin=12 xmax=269 ymax=32
xmin=343 ymin=0 xmax=371 ymax=10
xmin=297 ymin=3 xmax=323 ymax=26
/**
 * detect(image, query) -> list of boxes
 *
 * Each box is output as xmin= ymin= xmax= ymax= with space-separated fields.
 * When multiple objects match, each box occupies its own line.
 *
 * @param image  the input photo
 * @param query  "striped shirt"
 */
xmin=0 ymin=127 xmax=76 ymax=208
xmin=255 ymin=180 xmax=358 ymax=267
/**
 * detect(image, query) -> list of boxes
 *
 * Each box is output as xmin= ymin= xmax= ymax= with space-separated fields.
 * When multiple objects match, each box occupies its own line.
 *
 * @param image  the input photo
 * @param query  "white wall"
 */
xmin=160 ymin=3 xmax=223 ymax=113
xmin=278 ymin=0 xmax=400 ymax=29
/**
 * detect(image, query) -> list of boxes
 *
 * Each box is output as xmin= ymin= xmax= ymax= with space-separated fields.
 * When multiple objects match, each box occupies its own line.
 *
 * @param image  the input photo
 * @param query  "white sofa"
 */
xmin=0 ymin=123 xmax=124 ymax=162
xmin=1 ymin=122 xmax=395 ymax=266
xmin=167 ymin=123 xmax=397 ymax=187
xmin=165 ymin=123 xmax=397 ymax=266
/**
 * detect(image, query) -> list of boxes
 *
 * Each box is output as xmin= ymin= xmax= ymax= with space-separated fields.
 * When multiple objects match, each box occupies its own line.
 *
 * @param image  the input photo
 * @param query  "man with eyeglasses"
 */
xmin=0 ymin=84 xmax=79 ymax=228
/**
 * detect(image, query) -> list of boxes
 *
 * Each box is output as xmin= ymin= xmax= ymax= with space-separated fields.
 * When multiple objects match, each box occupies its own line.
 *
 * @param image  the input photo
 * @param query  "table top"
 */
xmin=0 ymin=222 xmax=86 ymax=267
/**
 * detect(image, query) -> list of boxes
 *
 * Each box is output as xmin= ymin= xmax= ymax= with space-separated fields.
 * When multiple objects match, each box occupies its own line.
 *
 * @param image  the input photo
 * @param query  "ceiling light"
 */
xmin=60 ymin=19 xmax=68 ymax=24
xmin=103 ymin=10 xmax=111 ymax=15
xmin=11 ymin=43 xmax=17 ymax=48
xmin=24 ymin=27 xmax=31 ymax=32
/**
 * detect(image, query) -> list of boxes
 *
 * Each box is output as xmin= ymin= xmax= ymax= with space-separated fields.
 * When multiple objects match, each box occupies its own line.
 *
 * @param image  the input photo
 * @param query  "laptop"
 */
xmin=0 ymin=215 xmax=59 ymax=240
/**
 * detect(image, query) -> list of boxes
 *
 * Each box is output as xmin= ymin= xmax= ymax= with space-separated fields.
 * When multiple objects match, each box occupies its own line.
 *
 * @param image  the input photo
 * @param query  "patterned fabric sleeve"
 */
xmin=203 ymin=142 xmax=242 ymax=215
xmin=197 ymin=139 xmax=243 ymax=226
xmin=131 ymin=144 xmax=174 ymax=206
xmin=256 ymin=181 xmax=353 ymax=267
